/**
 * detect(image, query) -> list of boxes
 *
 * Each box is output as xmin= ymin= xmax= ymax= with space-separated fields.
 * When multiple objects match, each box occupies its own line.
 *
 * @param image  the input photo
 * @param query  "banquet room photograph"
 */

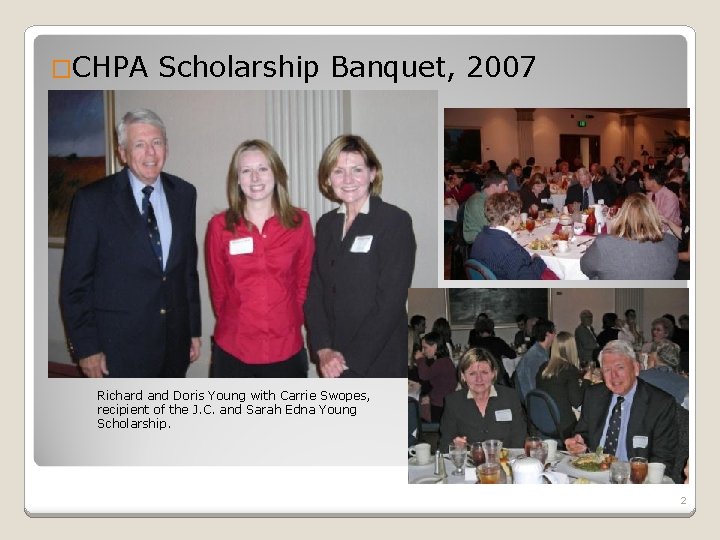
xmin=443 ymin=108 xmax=691 ymax=281
xmin=407 ymin=287 xmax=690 ymax=485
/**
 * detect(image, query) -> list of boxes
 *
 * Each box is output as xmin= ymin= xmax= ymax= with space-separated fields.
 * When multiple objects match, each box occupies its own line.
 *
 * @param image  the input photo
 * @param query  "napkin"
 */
xmin=542 ymin=471 xmax=570 ymax=484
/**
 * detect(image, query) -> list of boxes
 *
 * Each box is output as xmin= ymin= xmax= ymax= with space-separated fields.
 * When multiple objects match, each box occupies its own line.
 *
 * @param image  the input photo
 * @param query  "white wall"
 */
xmin=350 ymin=91 xmax=437 ymax=288
xmin=48 ymin=90 xmax=437 ymax=376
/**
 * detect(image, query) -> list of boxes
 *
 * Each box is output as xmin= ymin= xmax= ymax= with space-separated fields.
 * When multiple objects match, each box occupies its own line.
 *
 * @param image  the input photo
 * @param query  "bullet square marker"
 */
xmin=52 ymin=59 xmax=71 ymax=78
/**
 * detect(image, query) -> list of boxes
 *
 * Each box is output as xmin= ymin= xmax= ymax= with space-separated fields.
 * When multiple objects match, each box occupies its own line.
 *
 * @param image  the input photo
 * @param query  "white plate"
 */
xmin=564 ymin=455 xmax=611 ymax=483
xmin=408 ymin=456 xmax=433 ymax=467
xmin=412 ymin=475 xmax=445 ymax=484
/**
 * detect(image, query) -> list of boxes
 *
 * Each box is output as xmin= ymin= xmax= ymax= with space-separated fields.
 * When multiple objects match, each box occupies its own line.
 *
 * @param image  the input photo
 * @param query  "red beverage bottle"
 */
xmin=585 ymin=210 xmax=596 ymax=235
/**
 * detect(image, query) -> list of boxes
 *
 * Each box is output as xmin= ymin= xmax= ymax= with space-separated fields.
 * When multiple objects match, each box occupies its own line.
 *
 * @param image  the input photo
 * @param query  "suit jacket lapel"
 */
xmin=162 ymin=173 xmax=180 ymax=272
xmin=111 ymin=169 xmax=147 ymax=241
xmin=591 ymin=388 xmax=613 ymax=449
xmin=625 ymin=381 xmax=649 ymax=456
xmin=340 ymin=196 xmax=376 ymax=250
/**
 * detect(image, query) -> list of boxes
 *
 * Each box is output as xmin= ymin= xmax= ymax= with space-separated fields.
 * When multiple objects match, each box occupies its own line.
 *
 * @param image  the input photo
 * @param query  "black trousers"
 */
xmin=210 ymin=341 xmax=308 ymax=378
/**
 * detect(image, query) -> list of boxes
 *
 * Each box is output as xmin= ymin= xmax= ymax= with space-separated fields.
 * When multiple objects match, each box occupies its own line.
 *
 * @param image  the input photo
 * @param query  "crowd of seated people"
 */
xmin=444 ymin=149 xmax=690 ymax=280
xmin=409 ymin=308 xmax=690 ymax=482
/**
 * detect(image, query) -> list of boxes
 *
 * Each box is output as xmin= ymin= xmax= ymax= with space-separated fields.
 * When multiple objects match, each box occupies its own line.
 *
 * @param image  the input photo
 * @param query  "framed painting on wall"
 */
xmin=446 ymin=288 xmax=549 ymax=329
xmin=48 ymin=90 xmax=115 ymax=247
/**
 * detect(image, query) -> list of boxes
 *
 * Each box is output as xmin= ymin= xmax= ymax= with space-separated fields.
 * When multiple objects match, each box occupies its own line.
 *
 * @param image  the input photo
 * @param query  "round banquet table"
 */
xmin=516 ymin=223 xmax=595 ymax=280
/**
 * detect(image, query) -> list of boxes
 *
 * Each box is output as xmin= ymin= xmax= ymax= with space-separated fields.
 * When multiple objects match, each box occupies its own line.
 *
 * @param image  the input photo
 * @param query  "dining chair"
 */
xmin=449 ymin=203 xmax=469 ymax=279
xmin=408 ymin=397 xmax=421 ymax=448
xmin=525 ymin=389 xmax=565 ymax=449
xmin=464 ymin=258 xmax=498 ymax=280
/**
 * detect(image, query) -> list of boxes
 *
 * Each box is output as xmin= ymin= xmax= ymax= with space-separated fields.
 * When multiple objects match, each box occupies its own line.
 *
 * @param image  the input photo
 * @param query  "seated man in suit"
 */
xmin=61 ymin=109 xmax=202 ymax=377
xmin=565 ymin=340 xmax=678 ymax=472
xmin=565 ymin=167 xmax=610 ymax=210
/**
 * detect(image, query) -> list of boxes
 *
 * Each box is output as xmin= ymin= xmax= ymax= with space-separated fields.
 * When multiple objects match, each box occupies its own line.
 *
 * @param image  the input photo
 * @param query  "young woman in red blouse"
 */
xmin=205 ymin=140 xmax=314 ymax=377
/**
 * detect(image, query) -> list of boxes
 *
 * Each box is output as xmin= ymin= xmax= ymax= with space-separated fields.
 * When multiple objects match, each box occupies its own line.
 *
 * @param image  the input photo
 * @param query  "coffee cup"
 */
xmin=557 ymin=240 xmax=569 ymax=253
xmin=647 ymin=462 xmax=666 ymax=484
xmin=409 ymin=442 xmax=431 ymax=465
xmin=543 ymin=439 xmax=558 ymax=462
xmin=573 ymin=223 xmax=585 ymax=235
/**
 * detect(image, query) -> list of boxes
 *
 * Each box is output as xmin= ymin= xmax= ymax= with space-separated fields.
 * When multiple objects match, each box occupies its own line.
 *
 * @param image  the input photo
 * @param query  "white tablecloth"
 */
xmin=444 ymin=200 xmax=459 ymax=221
xmin=517 ymin=224 xmax=595 ymax=280
xmin=549 ymin=193 xmax=567 ymax=212
xmin=409 ymin=453 xmax=675 ymax=484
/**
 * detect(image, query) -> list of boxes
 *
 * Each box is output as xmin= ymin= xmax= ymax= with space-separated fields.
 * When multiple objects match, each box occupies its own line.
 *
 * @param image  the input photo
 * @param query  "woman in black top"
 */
xmin=596 ymin=313 xmax=620 ymax=350
xmin=519 ymin=173 xmax=553 ymax=215
xmin=535 ymin=331 xmax=593 ymax=439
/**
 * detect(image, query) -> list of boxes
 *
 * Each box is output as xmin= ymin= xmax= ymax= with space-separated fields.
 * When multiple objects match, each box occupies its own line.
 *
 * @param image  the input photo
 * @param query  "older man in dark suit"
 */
xmin=60 ymin=109 xmax=201 ymax=377
xmin=565 ymin=340 xmax=678 ymax=472
xmin=565 ymin=167 xmax=611 ymax=210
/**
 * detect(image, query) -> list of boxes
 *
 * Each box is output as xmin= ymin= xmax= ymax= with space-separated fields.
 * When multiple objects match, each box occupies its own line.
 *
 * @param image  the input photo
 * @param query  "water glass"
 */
xmin=610 ymin=460 xmax=630 ymax=484
xmin=449 ymin=443 xmax=467 ymax=476
xmin=528 ymin=441 xmax=549 ymax=464
xmin=524 ymin=436 xmax=542 ymax=457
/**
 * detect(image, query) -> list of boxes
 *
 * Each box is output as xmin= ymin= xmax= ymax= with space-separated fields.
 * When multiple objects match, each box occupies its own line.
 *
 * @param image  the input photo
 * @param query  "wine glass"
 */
xmin=525 ymin=218 xmax=536 ymax=233
xmin=449 ymin=443 xmax=467 ymax=476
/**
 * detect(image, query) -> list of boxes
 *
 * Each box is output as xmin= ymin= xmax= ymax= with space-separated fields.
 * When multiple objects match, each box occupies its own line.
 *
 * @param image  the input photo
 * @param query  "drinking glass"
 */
xmin=481 ymin=439 xmax=503 ymax=465
xmin=449 ymin=443 xmax=467 ymax=476
xmin=470 ymin=442 xmax=485 ymax=466
xmin=630 ymin=457 xmax=649 ymax=484
xmin=529 ymin=441 xmax=548 ymax=464
xmin=478 ymin=462 xmax=501 ymax=484
xmin=525 ymin=218 xmax=536 ymax=233
xmin=524 ymin=436 xmax=542 ymax=457
xmin=610 ymin=461 xmax=631 ymax=484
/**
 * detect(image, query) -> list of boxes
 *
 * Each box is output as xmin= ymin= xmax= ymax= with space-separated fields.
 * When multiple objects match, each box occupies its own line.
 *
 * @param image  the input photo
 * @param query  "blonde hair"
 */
xmin=610 ymin=193 xmax=664 ymax=242
xmin=317 ymin=134 xmax=383 ymax=202
xmin=541 ymin=331 xmax=580 ymax=378
xmin=457 ymin=347 xmax=498 ymax=386
xmin=224 ymin=139 xmax=302 ymax=232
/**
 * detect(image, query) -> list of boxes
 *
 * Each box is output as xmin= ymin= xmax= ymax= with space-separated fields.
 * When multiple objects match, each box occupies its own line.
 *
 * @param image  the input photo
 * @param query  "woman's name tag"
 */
xmin=229 ymin=237 xmax=253 ymax=255
xmin=350 ymin=235 xmax=373 ymax=253
xmin=495 ymin=409 xmax=513 ymax=422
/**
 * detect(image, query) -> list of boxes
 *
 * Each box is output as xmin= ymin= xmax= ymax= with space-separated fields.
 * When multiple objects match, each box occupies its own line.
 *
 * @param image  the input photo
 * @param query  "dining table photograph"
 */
xmin=408 ymin=446 xmax=675 ymax=485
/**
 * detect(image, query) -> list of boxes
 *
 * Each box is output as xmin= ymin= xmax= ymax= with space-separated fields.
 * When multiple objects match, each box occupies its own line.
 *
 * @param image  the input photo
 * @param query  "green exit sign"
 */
xmin=577 ymin=120 xmax=587 ymax=127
